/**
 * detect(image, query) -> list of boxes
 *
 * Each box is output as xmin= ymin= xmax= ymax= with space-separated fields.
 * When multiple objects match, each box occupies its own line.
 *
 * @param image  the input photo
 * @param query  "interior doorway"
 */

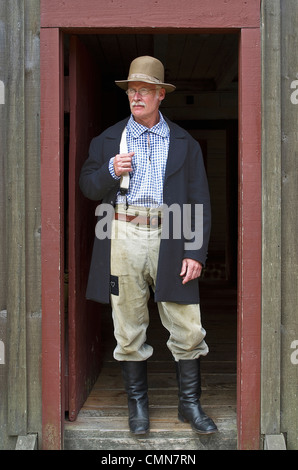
xmin=63 ymin=33 xmax=239 ymax=445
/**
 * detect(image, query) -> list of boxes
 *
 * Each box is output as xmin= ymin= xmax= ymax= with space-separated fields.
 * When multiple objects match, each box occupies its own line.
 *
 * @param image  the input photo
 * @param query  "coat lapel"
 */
xmin=104 ymin=118 xmax=129 ymax=157
xmin=164 ymin=120 xmax=187 ymax=181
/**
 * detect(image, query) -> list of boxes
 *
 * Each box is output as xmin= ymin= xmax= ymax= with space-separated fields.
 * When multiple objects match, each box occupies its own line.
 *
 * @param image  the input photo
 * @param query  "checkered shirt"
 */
xmin=109 ymin=112 xmax=170 ymax=207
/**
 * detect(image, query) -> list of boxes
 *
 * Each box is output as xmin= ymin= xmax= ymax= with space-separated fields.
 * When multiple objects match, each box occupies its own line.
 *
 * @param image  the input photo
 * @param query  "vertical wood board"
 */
xmin=261 ymin=0 xmax=282 ymax=436
xmin=237 ymin=27 xmax=262 ymax=450
xmin=5 ymin=0 xmax=27 ymax=437
xmin=280 ymin=0 xmax=298 ymax=450
xmin=40 ymin=27 xmax=65 ymax=450
xmin=0 ymin=0 xmax=8 ymax=448
xmin=21 ymin=0 xmax=42 ymax=440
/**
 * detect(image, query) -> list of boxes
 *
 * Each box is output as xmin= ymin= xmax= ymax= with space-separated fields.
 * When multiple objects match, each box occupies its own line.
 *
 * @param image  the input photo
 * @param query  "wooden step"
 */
xmin=64 ymin=420 xmax=237 ymax=450
xmin=65 ymin=396 xmax=237 ymax=450
xmin=64 ymin=361 xmax=237 ymax=450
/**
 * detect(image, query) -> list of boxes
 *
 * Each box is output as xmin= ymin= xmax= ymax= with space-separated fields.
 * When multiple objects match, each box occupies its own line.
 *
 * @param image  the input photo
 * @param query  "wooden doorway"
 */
xmin=64 ymin=36 xmax=239 ymax=447
xmin=40 ymin=0 xmax=261 ymax=451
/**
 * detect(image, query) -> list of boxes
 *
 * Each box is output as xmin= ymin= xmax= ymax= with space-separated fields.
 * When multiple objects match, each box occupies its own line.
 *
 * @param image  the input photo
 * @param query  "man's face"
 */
xmin=127 ymin=81 xmax=166 ymax=127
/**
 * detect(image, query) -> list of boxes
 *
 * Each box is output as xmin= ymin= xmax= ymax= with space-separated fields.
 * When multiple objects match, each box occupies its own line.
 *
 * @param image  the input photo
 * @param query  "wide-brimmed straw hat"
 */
xmin=115 ymin=56 xmax=176 ymax=93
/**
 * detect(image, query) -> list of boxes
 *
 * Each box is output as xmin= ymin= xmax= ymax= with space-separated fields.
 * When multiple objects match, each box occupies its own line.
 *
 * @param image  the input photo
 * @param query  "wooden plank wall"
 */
xmin=0 ymin=0 xmax=41 ymax=449
xmin=261 ymin=0 xmax=282 ymax=437
xmin=280 ymin=0 xmax=298 ymax=450
xmin=262 ymin=0 xmax=298 ymax=450
xmin=0 ymin=0 xmax=9 ymax=449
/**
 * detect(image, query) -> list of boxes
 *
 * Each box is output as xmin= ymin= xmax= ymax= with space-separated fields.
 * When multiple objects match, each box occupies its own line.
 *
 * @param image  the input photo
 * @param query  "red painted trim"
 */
xmin=40 ymin=0 xmax=261 ymax=29
xmin=40 ymin=27 xmax=65 ymax=450
xmin=237 ymin=28 xmax=262 ymax=450
xmin=40 ymin=0 xmax=262 ymax=451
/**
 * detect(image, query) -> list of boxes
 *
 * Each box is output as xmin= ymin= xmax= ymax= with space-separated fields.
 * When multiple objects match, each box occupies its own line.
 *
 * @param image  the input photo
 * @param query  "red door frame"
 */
xmin=40 ymin=0 xmax=261 ymax=450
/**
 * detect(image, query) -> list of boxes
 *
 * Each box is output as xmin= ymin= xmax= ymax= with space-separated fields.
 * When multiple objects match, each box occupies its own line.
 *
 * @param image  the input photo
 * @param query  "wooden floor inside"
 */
xmin=64 ymin=281 xmax=237 ymax=450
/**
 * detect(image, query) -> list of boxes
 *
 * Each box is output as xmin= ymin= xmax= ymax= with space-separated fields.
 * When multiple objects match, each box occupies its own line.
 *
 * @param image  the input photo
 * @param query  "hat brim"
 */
xmin=115 ymin=78 xmax=176 ymax=93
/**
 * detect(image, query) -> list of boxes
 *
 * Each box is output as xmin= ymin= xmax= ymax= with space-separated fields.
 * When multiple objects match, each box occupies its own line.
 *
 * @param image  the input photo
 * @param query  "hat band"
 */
xmin=128 ymin=73 xmax=163 ymax=84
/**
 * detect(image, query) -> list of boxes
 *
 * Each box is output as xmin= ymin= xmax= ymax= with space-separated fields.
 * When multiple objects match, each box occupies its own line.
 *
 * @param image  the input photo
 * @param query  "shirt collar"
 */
xmin=127 ymin=112 xmax=169 ymax=139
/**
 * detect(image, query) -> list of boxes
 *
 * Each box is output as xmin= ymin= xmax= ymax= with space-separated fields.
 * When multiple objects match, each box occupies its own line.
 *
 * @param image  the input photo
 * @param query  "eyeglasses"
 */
xmin=126 ymin=87 xmax=160 ymax=97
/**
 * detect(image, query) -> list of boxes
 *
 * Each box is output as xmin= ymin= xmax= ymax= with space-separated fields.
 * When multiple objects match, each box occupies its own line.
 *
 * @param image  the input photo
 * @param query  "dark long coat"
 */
xmin=79 ymin=116 xmax=211 ymax=305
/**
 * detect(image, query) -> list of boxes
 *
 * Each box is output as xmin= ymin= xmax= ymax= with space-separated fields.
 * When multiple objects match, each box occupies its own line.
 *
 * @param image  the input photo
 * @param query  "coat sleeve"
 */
xmin=79 ymin=135 xmax=120 ymax=201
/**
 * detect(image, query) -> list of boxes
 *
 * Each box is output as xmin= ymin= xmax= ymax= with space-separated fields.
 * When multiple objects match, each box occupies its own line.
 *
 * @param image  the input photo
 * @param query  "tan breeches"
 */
xmin=110 ymin=205 xmax=209 ymax=362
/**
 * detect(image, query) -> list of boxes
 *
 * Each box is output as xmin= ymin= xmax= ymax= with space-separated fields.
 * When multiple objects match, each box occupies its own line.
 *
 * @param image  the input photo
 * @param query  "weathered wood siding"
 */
xmin=0 ymin=0 xmax=297 ymax=450
xmin=261 ymin=0 xmax=298 ymax=450
xmin=280 ymin=0 xmax=298 ymax=450
xmin=261 ymin=0 xmax=282 ymax=437
xmin=0 ymin=0 xmax=41 ymax=450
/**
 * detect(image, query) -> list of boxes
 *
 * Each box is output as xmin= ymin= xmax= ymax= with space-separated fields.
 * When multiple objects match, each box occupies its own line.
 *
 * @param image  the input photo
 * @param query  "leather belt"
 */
xmin=115 ymin=212 xmax=162 ymax=227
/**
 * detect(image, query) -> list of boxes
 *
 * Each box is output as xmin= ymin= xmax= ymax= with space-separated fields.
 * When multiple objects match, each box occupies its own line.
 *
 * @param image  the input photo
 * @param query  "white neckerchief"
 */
xmin=119 ymin=127 xmax=130 ymax=194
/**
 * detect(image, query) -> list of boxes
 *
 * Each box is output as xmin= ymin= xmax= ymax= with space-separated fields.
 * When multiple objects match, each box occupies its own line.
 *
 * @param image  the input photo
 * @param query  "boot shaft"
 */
xmin=175 ymin=358 xmax=202 ymax=400
xmin=121 ymin=360 xmax=148 ymax=396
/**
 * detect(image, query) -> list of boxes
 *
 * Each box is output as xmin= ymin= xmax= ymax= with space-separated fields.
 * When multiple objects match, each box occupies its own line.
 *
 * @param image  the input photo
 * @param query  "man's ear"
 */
xmin=159 ymin=88 xmax=166 ymax=103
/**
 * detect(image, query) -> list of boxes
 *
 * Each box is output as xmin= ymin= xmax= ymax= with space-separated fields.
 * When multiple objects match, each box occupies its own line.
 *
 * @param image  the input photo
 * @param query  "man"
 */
xmin=79 ymin=56 xmax=217 ymax=436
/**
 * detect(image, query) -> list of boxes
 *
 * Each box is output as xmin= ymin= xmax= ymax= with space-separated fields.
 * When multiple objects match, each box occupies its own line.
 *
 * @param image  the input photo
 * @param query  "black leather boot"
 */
xmin=120 ymin=360 xmax=149 ymax=435
xmin=175 ymin=358 xmax=218 ymax=434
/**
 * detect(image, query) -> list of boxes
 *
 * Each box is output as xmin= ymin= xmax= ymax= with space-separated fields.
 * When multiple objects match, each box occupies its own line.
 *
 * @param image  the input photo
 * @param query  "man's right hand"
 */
xmin=113 ymin=152 xmax=134 ymax=177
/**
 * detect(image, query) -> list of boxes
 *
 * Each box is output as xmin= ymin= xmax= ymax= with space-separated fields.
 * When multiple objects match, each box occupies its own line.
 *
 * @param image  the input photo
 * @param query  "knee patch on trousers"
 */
xmin=110 ymin=275 xmax=119 ymax=296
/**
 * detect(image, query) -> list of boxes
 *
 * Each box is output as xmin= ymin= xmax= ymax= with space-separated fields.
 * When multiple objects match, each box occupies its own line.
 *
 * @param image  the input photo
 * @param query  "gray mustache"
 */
xmin=131 ymin=101 xmax=146 ymax=107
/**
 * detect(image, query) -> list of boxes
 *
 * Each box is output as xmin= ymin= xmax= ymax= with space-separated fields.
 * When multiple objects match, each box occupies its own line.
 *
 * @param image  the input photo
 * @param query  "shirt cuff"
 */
xmin=109 ymin=157 xmax=121 ymax=180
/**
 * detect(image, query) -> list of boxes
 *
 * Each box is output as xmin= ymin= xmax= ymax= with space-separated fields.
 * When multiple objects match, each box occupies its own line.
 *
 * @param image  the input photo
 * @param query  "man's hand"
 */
xmin=113 ymin=152 xmax=134 ymax=177
xmin=180 ymin=258 xmax=203 ymax=285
